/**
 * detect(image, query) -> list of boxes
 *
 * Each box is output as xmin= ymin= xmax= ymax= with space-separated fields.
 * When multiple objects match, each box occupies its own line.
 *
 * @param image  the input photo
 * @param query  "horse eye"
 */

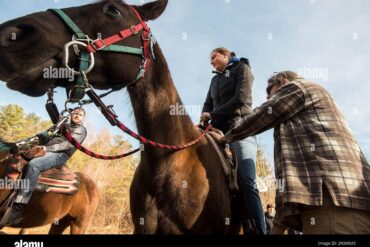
xmin=103 ymin=5 xmax=122 ymax=16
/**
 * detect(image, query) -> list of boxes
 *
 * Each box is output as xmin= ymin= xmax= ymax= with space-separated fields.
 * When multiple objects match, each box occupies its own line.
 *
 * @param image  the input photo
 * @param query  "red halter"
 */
xmin=85 ymin=7 xmax=151 ymax=73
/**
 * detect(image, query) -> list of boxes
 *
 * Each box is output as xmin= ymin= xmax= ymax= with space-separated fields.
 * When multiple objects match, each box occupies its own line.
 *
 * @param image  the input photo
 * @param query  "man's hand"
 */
xmin=23 ymin=145 xmax=46 ymax=159
xmin=200 ymin=112 xmax=212 ymax=124
xmin=208 ymin=127 xmax=226 ymax=144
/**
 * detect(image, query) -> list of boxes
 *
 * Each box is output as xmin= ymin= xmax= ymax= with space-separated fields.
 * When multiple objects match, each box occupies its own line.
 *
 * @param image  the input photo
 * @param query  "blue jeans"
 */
xmin=14 ymin=152 xmax=69 ymax=204
xmin=230 ymin=137 xmax=267 ymax=235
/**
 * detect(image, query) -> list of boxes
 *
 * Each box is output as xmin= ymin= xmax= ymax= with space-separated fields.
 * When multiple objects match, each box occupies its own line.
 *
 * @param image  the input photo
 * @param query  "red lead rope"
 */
xmin=115 ymin=120 xmax=212 ymax=150
xmin=63 ymin=121 xmax=211 ymax=160
xmin=64 ymin=129 xmax=141 ymax=160
xmin=63 ymin=120 xmax=212 ymax=160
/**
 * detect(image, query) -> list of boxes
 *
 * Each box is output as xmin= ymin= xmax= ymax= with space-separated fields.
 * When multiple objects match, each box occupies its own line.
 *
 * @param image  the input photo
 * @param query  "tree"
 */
xmin=0 ymin=104 xmax=52 ymax=142
xmin=256 ymin=143 xmax=273 ymax=178
xmin=24 ymin=113 xmax=51 ymax=138
xmin=0 ymin=104 xmax=27 ymax=141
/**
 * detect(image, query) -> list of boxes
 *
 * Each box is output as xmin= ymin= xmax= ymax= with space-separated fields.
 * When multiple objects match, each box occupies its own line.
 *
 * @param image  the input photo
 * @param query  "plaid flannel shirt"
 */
xmin=224 ymin=79 xmax=370 ymax=228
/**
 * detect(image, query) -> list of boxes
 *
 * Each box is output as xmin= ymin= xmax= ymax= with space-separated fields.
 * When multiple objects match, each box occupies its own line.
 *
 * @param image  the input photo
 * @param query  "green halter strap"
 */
xmin=48 ymin=8 xmax=155 ymax=103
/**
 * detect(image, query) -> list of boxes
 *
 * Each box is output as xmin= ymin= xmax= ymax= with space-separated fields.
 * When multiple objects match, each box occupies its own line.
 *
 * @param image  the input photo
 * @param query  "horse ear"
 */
xmin=132 ymin=0 xmax=168 ymax=21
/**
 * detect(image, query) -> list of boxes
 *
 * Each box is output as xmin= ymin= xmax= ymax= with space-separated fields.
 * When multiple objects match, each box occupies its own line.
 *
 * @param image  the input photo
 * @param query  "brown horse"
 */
xmin=0 ymin=154 xmax=99 ymax=234
xmin=0 ymin=0 xmax=245 ymax=234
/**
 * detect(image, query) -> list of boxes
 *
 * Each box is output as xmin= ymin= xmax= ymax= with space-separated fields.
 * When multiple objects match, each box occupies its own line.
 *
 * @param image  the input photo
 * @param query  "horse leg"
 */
xmin=69 ymin=198 xmax=99 ymax=234
xmin=48 ymin=216 xmax=71 ymax=234
xmin=130 ymin=189 xmax=161 ymax=234
xmin=19 ymin=228 xmax=28 ymax=234
xmin=69 ymin=217 xmax=90 ymax=234
xmin=131 ymin=192 xmax=159 ymax=234
xmin=156 ymin=212 xmax=184 ymax=234
xmin=67 ymin=173 xmax=99 ymax=235
xmin=66 ymin=201 xmax=98 ymax=235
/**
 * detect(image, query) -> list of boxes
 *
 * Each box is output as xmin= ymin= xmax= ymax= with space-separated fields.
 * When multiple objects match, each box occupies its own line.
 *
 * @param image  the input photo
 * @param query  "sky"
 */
xmin=0 ymin=0 xmax=369 ymax=165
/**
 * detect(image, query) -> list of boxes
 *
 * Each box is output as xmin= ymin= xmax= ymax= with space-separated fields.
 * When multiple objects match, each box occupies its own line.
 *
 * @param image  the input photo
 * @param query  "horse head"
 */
xmin=0 ymin=0 xmax=168 ymax=96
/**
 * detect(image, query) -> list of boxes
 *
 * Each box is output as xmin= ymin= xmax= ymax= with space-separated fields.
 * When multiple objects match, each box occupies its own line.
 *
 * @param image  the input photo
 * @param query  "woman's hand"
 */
xmin=200 ymin=112 xmax=212 ymax=124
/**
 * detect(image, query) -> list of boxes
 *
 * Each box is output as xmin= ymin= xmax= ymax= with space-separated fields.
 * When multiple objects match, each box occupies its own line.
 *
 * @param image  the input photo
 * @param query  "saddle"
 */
xmin=205 ymin=133 xmax=239 ymax=193
xmin=6 ymin=147 xmax=80 ymax=195
xmin=36 ymin=165 xmax=80 ymax=194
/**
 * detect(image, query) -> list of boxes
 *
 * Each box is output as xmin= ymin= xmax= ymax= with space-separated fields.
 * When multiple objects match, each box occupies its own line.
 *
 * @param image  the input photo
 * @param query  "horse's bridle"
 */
xmin=2 ymin=5 xmax=212 ymax=161
xmin=48 ymin=7 xmax=156 ymax=103
xmin=44 ymin=7 xmax=212 ymax=158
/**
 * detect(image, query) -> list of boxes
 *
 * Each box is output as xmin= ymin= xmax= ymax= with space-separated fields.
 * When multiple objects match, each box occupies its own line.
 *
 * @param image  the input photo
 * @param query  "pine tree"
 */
xmin=0 ymin=104 xmax=52 ymax=141
xmin=0 ymin=104 xmax=26 ymax=141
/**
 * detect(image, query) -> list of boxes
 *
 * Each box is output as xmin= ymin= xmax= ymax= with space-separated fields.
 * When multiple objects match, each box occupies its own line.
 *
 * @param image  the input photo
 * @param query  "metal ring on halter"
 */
xmin=64 ymin=40 xmax=95 ymax=75
xmin=72 ymin=35 xmax=93 ymax=56
xmin=64 ymin=100 xmax=75 ymax=113
xmin=71 ymin=35 xmax=81 ymax=56
xmin=61 ymin=108 xmax=72 ymax=118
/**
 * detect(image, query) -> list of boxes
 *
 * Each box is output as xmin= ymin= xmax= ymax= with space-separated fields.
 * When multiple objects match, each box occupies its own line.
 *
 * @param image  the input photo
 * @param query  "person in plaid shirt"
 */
xmin=210 ymin=71 xmax=370 ymax=234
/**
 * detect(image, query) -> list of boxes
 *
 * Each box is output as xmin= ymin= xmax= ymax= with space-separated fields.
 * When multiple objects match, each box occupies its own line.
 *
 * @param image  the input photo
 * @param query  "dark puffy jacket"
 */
xmin=45 ymin=123 xmax=87 ymax=157
xmin=202 ymin=58 xmax=254 ymax=133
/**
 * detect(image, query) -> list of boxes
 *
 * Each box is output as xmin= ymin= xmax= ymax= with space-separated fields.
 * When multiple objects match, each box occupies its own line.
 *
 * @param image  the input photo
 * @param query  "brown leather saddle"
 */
xmin=40 ymin=165 xmax=75 ymax=181
xmin=205 ymin=133 xmax=239 ymax=193
xmin=36 ymin=165 xmax=80 ymax=195
xmin=6 ymin=147 xmax=80 ymax=195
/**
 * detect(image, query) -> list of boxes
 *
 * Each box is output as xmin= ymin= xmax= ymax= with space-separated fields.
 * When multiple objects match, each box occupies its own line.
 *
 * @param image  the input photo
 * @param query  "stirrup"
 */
xmin=0 ymin=190 xmax=20 ymax=227
xmin=0 ymin=207 xmax=23 ymax=227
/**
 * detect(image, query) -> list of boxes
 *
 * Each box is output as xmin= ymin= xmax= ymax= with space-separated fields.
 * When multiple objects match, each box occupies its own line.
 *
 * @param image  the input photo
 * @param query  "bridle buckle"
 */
xmin=130 ymin=26 xmax=139 ymax=35
xmin=90 ymin=39 xmax=106 ymax=51
xmin=142 ymin=33 xmax=150 ymax=41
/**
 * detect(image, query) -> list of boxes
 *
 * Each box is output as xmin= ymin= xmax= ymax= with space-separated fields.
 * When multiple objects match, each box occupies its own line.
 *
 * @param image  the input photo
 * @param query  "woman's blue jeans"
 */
xmin=14 ymin=152 xmax=70 ymax=204
xmin=230 ymin=136 xmax=266 ymax=235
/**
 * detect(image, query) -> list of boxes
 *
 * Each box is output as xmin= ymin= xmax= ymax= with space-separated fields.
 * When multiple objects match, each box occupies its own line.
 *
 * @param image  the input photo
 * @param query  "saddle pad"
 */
xmin=4 ymin=160 xmax=80 ymax=195
xmin=35 ymin=173 xmax=80 ymax=195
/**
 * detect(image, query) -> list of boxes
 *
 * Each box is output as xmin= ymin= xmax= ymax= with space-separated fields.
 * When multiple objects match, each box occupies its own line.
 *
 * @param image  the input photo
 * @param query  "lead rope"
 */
xmin=57 ymin=74 xmax=212 ymax=157
xmin=62 ymin=123 xmax=210 ymax=158
xmin=63 ymin=128 xmax=141 ymax=160
xmin=115 ymin=121 xmax=211 ymax=150
xmin=44 ymin=96 xmax=142 ymax=160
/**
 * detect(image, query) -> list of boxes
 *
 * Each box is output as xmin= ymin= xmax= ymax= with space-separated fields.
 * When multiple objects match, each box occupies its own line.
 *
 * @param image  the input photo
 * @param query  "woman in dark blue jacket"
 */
xmin=201 ymin=47 xmax=266 ymax=234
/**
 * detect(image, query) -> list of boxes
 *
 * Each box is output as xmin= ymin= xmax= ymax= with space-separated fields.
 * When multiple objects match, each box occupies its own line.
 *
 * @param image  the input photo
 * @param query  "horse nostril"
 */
xmin=0 ymin=24 xmax=35 ymax=47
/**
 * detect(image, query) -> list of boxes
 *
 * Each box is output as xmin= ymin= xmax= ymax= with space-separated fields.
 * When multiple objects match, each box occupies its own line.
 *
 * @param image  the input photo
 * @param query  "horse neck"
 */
xmin=127 ymin=45 xmax=198 ymax=154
